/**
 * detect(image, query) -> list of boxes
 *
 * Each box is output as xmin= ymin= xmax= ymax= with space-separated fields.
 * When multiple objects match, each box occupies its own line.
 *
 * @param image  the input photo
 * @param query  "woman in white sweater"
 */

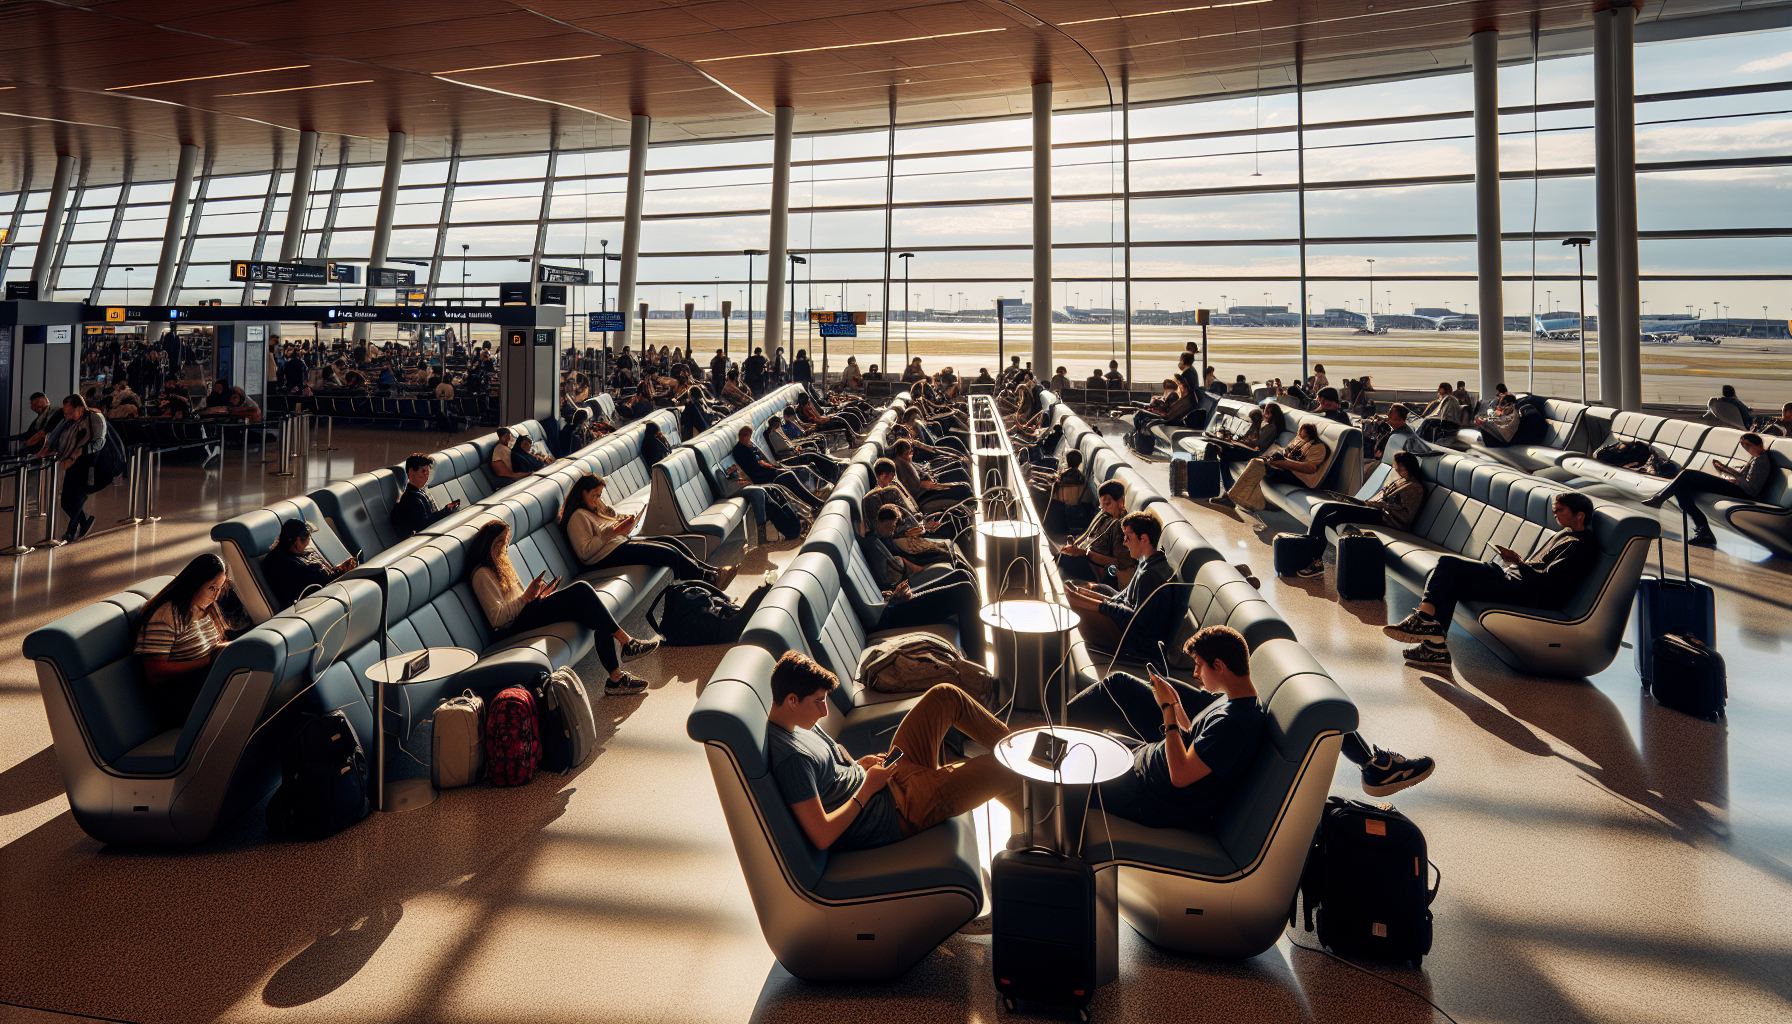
xmin=559 ymin=475 xmax=724 ymax=585
xmin=467 ymin=519 xmax=655 ymax=695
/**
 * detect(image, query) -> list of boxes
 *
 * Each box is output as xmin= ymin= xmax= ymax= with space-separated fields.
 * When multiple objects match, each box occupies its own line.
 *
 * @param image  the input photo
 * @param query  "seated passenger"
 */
xmin=467 ymin=519 xmax=656 ymax=695
xmin=1064 ymin=511 xmax=1176 ymax=661
xmin=135 ymin=554 xmax=232 ymax=731
xmin=1202 ymin=405 xmax=1281 ymax=486
xmin=764 ymin=414 xmax=843 ymax=483
xmin=732 ymin=425 xmax=827 ymax=511
xmin=621 ymin=383 xmax=655 ymax=421
xmin=1415 ymin=382 xmax=1464 ymax=439
xmin=1070 ymin=625 xmax=1436 ymax=815
xmin=391 ymin=454 xmax=461 ymax=538
xmin=1713 ymin=384 xmax=1752 ymax=426
xmin=560 ymin=473 xmax=724 ymax=585
xmin=1475 ymin=394 xmax=1520 ymax=445
xmin=510 ymin=434 xmax=551 ymax=474
xmin=861 ymin=507 xmax=986 ymax=657
xmin=1057 ymin=480 xmax=1137 ymax=586
xmin=862 ymin=459 xmax=955 ymax=542
xmin=720 ymin=368 xmax=753 ymax=410
xmin=263 ymin=518 xmax=359 ymax=610
xmin=679 ymin=387 xmax=713 ymax=441
xmin=1085 ymin=368 xmax=1107 ymax=392
xmin=1214 ymin=421 xmax=1329 ymax=514
xmin=1365 ymin=403 xmax=1415 ymax=462
xmin=891 ymin=439 xmax=971 ymax=513
xmin=1313 ymin=387 xmax=1350 ymax=425
xmin=640 ymin=420 xmax=671 ymax=469
xmin=876 ymin=502 xmax=959 ymax=569
xmin=1641 ymin=432 xmax=1773 ymax=546
xmin=1385 ymin=492 xmax=1598 ymax=668
xmin=491 ymin=427 xmax=525 ymax=479
xmin=1763 ymin=402 xmax=1792 ymax=437
xmin=1229 ymin=374 xmax=1252 ymax=397
xmin=767 ymin=652 xmax=1022 ymax=851
xmin=1280 ymin=450 xmax=1426 ymax=580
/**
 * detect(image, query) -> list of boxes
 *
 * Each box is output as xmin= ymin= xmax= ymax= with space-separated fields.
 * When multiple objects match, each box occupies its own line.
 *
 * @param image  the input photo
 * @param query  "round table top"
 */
xmin=979 ymin=599 xmax=1077 ymax=634
xmin=367 ymin=646 xmax=479 ymax=685
xmin=976 ymin=520 xmax=1040 ymax=540
xmin=995 ymin=726 xmax=1135 ymax=785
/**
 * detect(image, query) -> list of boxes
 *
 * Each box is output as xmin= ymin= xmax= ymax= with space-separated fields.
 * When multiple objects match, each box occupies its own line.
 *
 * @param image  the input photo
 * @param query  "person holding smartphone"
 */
xmin=559 ymin=473 xmax=728 ymax=586
xmin=765 ymin=652 xmax=1021 ymax=851
xmin=467 ymin=519 xmax=658 ymax=696
xmin=263 ymin=518 xmax=360 ymax=610
xmin=391 ymin=454 xmax=461 ymax=539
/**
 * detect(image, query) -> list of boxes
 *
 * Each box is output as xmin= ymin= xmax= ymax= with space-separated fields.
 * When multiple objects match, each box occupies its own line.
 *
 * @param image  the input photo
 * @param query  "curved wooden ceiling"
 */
xmin=0 ymin=0 xmax=1740 ymax=188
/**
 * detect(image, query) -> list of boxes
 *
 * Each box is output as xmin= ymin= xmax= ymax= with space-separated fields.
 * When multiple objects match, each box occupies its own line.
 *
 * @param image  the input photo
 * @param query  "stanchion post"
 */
xmin=119 ymin=446 xmax=142 ymax=523
xmin=144 ymin=448 xmax=162 ymax=522
xmin=2 ymin=462 xmax=36 ymax=556
xmin=39 ymin=459 xmax=65 ymax=547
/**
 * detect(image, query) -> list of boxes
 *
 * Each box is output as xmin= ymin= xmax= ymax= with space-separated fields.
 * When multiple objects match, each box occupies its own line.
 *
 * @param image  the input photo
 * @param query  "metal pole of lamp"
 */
xmin=341 ymin=565 xmax=436 ymax=812
xmin=1564 ymin=237 xmax=1592 ymax=403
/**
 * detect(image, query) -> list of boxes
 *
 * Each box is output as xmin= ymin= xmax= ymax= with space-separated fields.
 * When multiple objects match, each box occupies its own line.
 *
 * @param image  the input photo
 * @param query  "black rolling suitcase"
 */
xmin=1296 ymin=797 xmax=1437 ymax=967
xmin=1334 ymin=532 xmax=1385 ymax=600
xmin=992 ymin=849 xmax=1114 ymax=1020
xmin=1634 ymin=514 xmax=1716 ymax=687
xmin=1649 ymin=634 xmax=1726 ymax=719
xmin=1273 ymin=533 xmax=1325 ymax=576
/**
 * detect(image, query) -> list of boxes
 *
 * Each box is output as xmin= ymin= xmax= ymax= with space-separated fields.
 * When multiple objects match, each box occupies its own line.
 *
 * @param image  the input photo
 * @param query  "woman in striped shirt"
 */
xmin=135 ymin=554 xmax=232 ymax=730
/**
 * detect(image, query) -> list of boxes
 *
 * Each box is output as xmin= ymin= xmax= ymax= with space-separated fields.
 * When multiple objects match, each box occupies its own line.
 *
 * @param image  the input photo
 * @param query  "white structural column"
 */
xmin=618 ymin=114 xmax=650 ymax=353
xmin=271 ymin=129 xmax=319 ymax=305
xmin=764 ymin=105 xmax=795 ymax=356
xmin=1612 ymin=3 xmax=1643 ymax=411
xmin=150 ymin=145 xmax=198 ymax=306
xmin=358 ymin=131 xmax=406 ymax=342
xmin=29 ymin=154 xmax=77 ymax=295
xmin=1031 ymin=81 xmax=1052 ymax=375
xmin=1593 ymin=11 xmax=1622 ymax=406
xmin=1472 ymin=30 xmax=1504 ymax=400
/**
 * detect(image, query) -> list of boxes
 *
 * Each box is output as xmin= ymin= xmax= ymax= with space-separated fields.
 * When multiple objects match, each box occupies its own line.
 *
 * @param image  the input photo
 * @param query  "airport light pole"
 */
xmin=789 ymin=253 xmax=806 ymax=366
xmin=1364 ymin=260 xmax=1374 ymax=320
xmin=898 ymin=253 xmax=914 ymax=364
xmin=743 ymin=249 xmax=765 ymax=353
xmin=1564 ymin=237 xmax=1591 ymax=401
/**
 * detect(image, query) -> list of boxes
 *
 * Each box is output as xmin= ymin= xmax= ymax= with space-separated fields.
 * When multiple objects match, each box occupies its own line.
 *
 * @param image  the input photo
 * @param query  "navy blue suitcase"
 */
xmin=992 ymin=849 xmax=1115 ymax=1018
xmin=1635 ymin=522 xmax=1715 ymax=687
xmin=1273 ymin=533 xmax=1326 ymax=576
xmin=1649 ymin=634 xmax=1726 ymax=719
xmin=1335 ymin=533 xmax=1386 ymax=601
xmin=1169 ymin=453 xmax=1222 ymax=499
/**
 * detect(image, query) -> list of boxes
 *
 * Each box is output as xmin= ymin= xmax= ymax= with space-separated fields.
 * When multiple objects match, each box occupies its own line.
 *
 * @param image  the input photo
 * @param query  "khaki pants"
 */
xmin=1227 ymin=458 xmax=1269 ymax=510
xmin=885 ymin=685 xmax=1025 ymax=836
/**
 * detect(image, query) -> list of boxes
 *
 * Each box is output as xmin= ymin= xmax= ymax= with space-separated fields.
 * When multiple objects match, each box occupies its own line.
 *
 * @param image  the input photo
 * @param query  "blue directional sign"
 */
xmin=819 ymin=322 xmax=857 ymax=337
xmin=588 ymin=311 xmax=627 ymax=332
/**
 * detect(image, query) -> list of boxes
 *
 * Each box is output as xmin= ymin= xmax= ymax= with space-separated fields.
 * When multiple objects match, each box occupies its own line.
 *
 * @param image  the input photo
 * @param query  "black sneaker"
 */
xmin=620 ymin=637 xmax=660 ymax=661
xmin=1361 ymin=748 xmax=1436 ymax=797
xmin=76 ymin=514 xmax=95 ymax=540
xmin=1295 ymin=558 xmax=1326 ymax=579
xmin=1403 ymin=642 xmax=1453 ymax=668
xmin=1209 ymin=494 xmax=1237 ymax=509
xmin=1687 ymin=530 xmax=1717 ymax=547
xmin=1384 ymin=611 xmax=1446 ymax=643
xmin=605 ymin=670 xmax=649 ymax=696
xmin=1640 ymin=492 xmax=1670 ymax=509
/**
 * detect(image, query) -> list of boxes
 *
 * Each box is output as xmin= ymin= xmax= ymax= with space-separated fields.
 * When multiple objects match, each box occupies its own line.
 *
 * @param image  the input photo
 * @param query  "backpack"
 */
xmin=855 ymin=632 xmax=996 ymax=709
xmin=266 ymin=710 xmax=370 ymax=840
xmin=92 ymin=416 xmax=128 ymax=488
xmin=533 ymin=667 xmax=597 ymax=773
xmin=1295 ymin=797 xmax=1439 ymax=967
xmin=1510 ymin=403 xmax=1547 ymax=445
xmin=431 ymin=690 xmax=485 ymax=789
xmin=647 ymin=579 xmax=772 ymax=646
xmin=761 ymin=485 xmax=810 ymax=541
xmin=485 ymin=686 xmax=541 ymax=787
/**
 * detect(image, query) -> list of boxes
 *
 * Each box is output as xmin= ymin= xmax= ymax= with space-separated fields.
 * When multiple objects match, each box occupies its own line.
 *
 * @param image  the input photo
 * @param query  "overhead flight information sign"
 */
xmin=811 ymin=310 xmax=863 ymax=337
xmin=539 ymin=264 xmax=592 ymax=285
xmin=372 ymin=267 xmax=417 ymax=288
xmin=588 ymin=311 xmax=626 ymax=332
xmin=231 ymin=260 xmax=329 ymax=284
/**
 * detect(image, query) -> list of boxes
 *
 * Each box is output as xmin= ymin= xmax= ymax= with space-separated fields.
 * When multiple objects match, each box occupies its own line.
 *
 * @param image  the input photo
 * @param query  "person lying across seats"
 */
xmin=891 ymin=439 xmax=972 ymax=512
xmin=1212 ymin=421 xmax=1329 ymax=515
xmin=733 ymin=424 xmax=829 ymax=511
xmin=264 ymin=518 xmax=360 ymax=610
xmin=1057 ymin=480 xmax=1138 ymax=586
xmin=1067 ymin=626 xmax=1435 ymax=814
xmin=859 ymin=506 xmax=988 ymax=660
xmin=1641 ymin=432 xmax=1773 ymax=546
xmin=392 ymin=454 xmax=462 ymax=539
xmin=872 ymin=502 xmax=963 ymax=571
xmin=561 ymin=473 xmax=732 ymax=587
xmin=467 ymin=518 xmax=657 ymax=696
xmin=135 ymin=554 xmax=234 ymax=731
xmin=1385 ymin=491 xmax=1598 ymax=668
xmin=1064 ymin=511 xmax=1177 ymax=661
xmin=767 ymin=652 xmax=1022 ymax=851
xmin=1278 ymin=450 xmax=1426 ymax=580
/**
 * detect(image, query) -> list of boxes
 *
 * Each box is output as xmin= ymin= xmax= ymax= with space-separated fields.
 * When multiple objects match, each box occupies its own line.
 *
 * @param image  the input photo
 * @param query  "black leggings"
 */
xmin=875 ymin=569 xmax=987 ymax=661
xmin=781 ymin=451 xmax=843 ymax=482
xmin=1654 ymin=468 xmax=1753 ymax=534
xmin=586 ymin=539 xmax=707 ymax=582
xmin=1303 ymin=501 xmax=1390 ymax=540
xmin=502 ymin=582 xmax=623 ymax=673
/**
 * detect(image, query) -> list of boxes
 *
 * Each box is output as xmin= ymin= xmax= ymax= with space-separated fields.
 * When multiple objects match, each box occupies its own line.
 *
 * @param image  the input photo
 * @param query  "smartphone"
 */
xmin=882 ymin=747 xmax=905 ymax=768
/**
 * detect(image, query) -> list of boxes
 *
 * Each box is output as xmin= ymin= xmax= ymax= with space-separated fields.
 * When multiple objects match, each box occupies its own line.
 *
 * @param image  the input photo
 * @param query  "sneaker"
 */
xmin=1384 ymin=610 xmax=1446 ymax=643
xmin=619 ymin=637 xmax=660 ymax=661
xmin=76 ymin=514 xmax=96 ymax=540
xmin=1686 ymin=530 xmax=1717 ymax=547
xmin=1209 ymin=494 xmax=1237 ymax=509
xmin=1402 ymin=642 xmax=1453 ymax=668
xmin=1640 ymin=492 xmax=1670 ymax=509
xmin=763 ymin=568 xmax=780 ymax=587
xmin=604 ymin=671 xmax=650 ymax=696
xmin=1295 ymin=558 xmax=1326 ymax=579
xmin=957 ymin=913 xmax=995 ymax=936
xmin=1244 ymin=575 xmax=1262 ymax=590
xmin=714 ymin=564 xmax=740 ymax=590
xmin=1360 ymin=748 xmax=1436 ymax=797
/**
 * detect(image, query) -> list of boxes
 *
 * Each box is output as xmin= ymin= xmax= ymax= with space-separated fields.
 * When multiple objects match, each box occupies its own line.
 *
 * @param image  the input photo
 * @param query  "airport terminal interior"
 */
xmin=2 ymin=1 xmax=1790 ymax=1022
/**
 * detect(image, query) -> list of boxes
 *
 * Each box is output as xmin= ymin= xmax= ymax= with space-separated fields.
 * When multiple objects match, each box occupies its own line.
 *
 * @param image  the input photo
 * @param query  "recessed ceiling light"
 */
xmin=217 ymin=80 xmax=373 ymax=97
xmin=1061 ymin=0 xmax=1269 ymax=26
xmin=697 ymin=27 xmax=1007 ymax=62
xmin=105 ymin=65 xmax=311 ymax=91
xmin=432 ymin=53 xmax=604 ymax=74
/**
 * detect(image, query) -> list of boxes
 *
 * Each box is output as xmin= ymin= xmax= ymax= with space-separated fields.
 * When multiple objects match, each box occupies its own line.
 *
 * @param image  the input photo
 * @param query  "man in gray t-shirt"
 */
xmin=765 ymin=652 xmax=1022 ymax=851
xmin=1643 ymin=432 xmax=1775 ymax=545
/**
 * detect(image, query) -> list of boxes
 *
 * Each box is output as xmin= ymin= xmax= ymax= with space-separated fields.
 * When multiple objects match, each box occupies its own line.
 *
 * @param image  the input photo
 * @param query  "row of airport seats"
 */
xmin=1468 ymin=403 xmax=1792 ymax=559
xmin=1161 ymin=396 xmax=1365 ymax=502
xmin=29 ymin=385 xmax=838 ymax=846
xmin=687 ymin=389 xmax=1360 ymax=980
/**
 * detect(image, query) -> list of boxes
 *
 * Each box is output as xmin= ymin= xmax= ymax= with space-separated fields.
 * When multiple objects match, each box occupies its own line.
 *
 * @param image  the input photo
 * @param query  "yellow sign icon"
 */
xmin=106 ymin=307 xmax=125 ymax=322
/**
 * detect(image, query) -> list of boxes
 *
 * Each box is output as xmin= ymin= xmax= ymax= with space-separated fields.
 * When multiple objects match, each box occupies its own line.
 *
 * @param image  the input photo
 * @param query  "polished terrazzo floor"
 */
xmin=0 ymin=419 xmax=1787 ymax=1024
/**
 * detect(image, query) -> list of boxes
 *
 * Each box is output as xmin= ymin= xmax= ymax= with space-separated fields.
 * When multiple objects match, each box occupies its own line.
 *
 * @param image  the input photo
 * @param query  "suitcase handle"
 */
xmin=1426 ymin=859 xmax=1441 ymax=907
